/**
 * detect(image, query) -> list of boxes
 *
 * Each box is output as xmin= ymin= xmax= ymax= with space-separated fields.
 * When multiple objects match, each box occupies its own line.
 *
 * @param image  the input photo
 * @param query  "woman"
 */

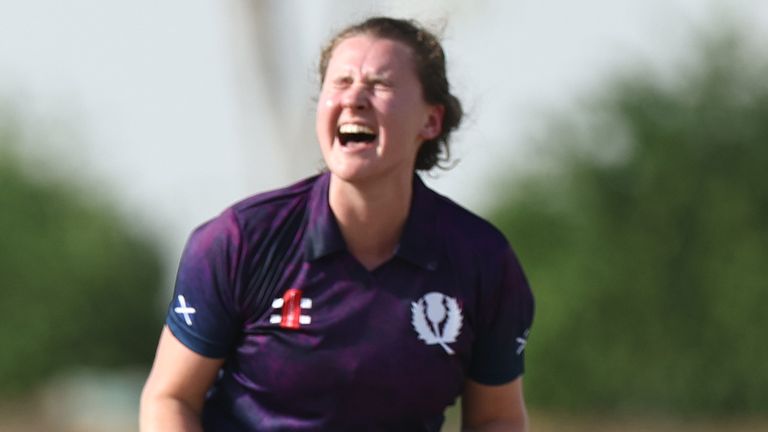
xmin=140 ymin=16 xmax=534 ymax=431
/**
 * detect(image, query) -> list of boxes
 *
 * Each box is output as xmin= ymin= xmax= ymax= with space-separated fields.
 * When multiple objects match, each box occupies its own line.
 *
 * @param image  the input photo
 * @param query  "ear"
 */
xmin=420 ymin=104 xmax=444 ymax=140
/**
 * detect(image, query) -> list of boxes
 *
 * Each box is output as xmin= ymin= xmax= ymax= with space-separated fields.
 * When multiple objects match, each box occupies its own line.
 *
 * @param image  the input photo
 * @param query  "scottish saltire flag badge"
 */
xmin=174 ymin=295 xmax=197 ymax=326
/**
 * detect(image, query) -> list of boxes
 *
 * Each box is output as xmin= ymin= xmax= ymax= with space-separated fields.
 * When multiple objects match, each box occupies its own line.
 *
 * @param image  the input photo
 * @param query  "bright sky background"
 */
xmin=2 ymin=0 xmax=767 ymax=277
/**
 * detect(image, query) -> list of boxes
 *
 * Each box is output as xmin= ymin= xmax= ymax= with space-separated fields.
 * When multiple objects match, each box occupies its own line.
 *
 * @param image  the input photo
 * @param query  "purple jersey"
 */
xmin=166 ymin=172 xmax=534 ymax=431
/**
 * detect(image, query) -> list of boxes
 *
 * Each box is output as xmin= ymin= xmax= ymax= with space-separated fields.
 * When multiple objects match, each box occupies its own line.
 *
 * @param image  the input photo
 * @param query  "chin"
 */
xmin=328 ymin=166 xmax=373 ymax=184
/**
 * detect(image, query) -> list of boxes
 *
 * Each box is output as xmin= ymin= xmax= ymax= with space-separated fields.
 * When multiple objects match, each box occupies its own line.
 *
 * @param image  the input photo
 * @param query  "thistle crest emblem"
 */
xmin=411 ymin=292 xmax=463 ymax=355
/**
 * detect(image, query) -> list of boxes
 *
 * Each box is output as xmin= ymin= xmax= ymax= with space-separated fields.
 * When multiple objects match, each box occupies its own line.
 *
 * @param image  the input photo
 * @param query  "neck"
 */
xmin=328 ymin=173 xmax=414 ymax=270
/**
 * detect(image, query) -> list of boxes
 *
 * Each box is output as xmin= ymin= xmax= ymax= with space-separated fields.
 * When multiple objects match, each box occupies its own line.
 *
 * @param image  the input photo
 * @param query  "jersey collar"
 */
xmin=304 ymin=172 xmax=346 ymax=261
xmin=304 ymin=171 xmax=441 ymax=270
xmin=394 ymin=174 xmax=440 ymax=270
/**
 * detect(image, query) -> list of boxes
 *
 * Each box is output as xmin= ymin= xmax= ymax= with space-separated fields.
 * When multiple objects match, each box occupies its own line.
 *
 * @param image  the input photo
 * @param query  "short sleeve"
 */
xmin=468 ymin=246 xmax=535 ymax=385
xmin=165 ymin=208 xmax=242 ymax=358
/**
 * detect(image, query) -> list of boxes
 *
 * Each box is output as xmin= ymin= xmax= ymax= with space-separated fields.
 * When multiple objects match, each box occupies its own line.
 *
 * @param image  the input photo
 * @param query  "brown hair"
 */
xmin=318 ymin=17 xmax=463 ymax=171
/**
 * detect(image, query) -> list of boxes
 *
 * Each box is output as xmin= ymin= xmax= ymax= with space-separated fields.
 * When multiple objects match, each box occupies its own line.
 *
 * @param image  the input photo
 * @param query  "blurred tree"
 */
xmin=491 ymin=31 xmax=768 ymax=415
xmin=0 ymin=114 xmax=164 ymax=396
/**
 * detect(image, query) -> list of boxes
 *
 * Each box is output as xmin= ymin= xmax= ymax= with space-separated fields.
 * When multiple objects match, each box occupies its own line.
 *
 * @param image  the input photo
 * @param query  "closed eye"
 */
xmin=331 ymin=76 xmax=353 ymax=88
xmin=369 ymin=79 xmax=393 ymax=91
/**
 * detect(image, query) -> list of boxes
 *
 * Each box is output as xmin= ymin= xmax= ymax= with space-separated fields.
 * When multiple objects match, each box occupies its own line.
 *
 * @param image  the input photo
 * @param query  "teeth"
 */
xmin=338 ymin=124 xmax=375 ymax=135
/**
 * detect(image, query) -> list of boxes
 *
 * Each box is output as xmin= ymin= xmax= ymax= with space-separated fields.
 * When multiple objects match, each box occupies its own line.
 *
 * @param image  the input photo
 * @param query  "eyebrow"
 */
xmin=332 ymin=69 xmax=392 ymax=82
xmin=365 ymin=73 xmax=393 ymax=84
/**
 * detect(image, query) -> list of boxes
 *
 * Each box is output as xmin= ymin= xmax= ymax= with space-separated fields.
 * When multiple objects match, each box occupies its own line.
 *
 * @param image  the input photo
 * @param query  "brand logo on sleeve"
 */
xmin=270 ymin=288 xmax=312 ymax=329
xmin=411 ymin=292 xmax=463 ymax=355
xmin=174 ymin=295 xmax=197 ymax=326
xmin=516 ymin=329 xmax=530 ymax=355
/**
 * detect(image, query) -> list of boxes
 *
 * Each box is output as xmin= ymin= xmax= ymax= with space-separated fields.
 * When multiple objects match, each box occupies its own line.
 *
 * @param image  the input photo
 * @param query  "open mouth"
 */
xmin=337 ymin=124 xmax=377 ymax=146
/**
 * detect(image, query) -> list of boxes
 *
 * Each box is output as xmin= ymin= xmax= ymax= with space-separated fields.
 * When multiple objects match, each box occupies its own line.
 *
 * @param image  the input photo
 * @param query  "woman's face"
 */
xmin=316 ymin=35 xmax=443 ymax=185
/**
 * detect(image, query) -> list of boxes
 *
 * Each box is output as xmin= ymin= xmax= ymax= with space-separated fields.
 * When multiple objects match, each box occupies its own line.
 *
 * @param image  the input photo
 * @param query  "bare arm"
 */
xmin=461 ymin=377 xmax=528 ymax=432
xmin=139 ymin=326 xmax=225 ymax=432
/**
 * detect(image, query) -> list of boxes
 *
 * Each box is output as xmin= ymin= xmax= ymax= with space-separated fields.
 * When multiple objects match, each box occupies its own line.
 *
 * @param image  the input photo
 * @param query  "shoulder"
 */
xmin=187 ymin=175 xmax=321 ymax=250
xmin=428 ymin=187 xmax=510 ymax=256
xmin=421 ymin=185 xmax=530 ymax=293
xmin=228 ymin=174 xmax=319 ymax=228
xmin=208 ymin=175 xmax=320 ymax=231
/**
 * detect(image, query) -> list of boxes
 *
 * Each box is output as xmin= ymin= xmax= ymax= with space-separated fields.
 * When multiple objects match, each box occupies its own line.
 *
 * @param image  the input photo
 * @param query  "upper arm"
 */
xmin=140 ymin=212 xmax=241 ymax=430
xmin=166 ymin=210 xmax=243 ymax=357
xmin=462 ymin=377 xmax=528 ymax=432
xmin=462 ymin=242 xmax=533 ymax=432
xmin=141 ymin=326 xmax=225 ymax=414
xmin=469 ymin=246 xmax=533 ymax=385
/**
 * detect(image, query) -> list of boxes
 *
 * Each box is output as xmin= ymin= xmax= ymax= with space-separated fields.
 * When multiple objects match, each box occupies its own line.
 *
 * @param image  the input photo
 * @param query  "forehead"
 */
xmin=327 ymin=35 xmax=416 ymax=75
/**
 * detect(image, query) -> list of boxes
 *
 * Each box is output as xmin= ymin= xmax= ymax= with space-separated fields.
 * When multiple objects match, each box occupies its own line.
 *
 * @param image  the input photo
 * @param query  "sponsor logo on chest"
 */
xmin=270 ymin=288 xmax=312 ymax=328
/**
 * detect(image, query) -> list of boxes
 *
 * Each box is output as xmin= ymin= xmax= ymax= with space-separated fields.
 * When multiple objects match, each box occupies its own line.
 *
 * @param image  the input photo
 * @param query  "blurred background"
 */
xmin=1 ymin=0 xmax=767 ymax=431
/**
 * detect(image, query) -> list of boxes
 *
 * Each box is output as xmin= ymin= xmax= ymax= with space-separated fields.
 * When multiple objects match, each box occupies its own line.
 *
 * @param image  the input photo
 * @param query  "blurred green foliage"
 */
xmin=491 ymin=32 xmax=768 ymax=415
xmin=0 ymin=115 xmax=164 ymax=395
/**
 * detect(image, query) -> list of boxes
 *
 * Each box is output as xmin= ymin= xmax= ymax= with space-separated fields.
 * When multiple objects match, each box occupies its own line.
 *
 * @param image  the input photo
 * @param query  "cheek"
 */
xmin=315 ymin=95 xmax=338 ymax=131
xmin=377 ymin=97 xmax=425 ymax=133
xmin=316 ymin=100 xmax=343 ymax=154
xmin=315 ymin=106 xmax=330 ymax=148
xmin=373 ymin=97 xmax=403 ymax=123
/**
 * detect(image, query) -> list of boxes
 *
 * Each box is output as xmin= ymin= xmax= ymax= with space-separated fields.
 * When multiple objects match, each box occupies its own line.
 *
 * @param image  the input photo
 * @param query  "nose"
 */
xmin=340 ymin=84 xmax=369 ymax=110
